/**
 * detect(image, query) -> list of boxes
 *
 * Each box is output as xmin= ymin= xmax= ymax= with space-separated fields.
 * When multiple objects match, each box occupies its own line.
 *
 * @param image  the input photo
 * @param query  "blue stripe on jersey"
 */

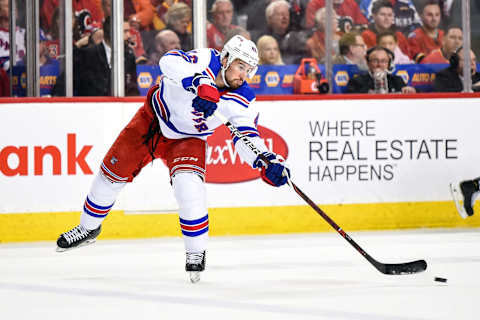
xmin=220 ymin=96 xmax=249 ymax=108
xmin=152 ymin=83 xmax=214 ymax=137
xmin=232 ymin=126 xmax=259 ymax=144
xmin=232 ymin=81 xmax=256 ymax=101
xmin=164 ymin=50 xmax=192 ymax=62
xmin=152 ymin=86 xmax=170 ymax=121
xmin=219 ymin=81 xmax=255 ymax=108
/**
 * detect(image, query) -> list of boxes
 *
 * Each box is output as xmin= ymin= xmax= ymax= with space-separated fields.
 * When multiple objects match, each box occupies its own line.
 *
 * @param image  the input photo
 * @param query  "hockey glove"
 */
xmin=192 ymin=82 xmax=220 ymax=118
xmin=253 ymin=152 xmax=290 ymax=187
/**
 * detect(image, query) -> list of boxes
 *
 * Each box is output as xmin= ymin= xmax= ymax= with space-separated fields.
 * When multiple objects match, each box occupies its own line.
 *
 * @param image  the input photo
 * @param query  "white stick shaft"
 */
xmin=214 ymin=110 xmax=261 ymax=156
xmin=214 ymin=110 xmax=291 ymax=185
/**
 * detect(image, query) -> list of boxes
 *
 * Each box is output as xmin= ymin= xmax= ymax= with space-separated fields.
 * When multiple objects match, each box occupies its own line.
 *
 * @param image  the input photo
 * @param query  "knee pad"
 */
xmin=172 ymin=172 xmax=206 ymax=219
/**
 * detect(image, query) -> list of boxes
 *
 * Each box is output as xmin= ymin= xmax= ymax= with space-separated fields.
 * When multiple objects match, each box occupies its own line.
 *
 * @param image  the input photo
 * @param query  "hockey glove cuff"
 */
xmin=253 ymin=152 xmax=290 ymax=187
xmin=192 ymin=83 xmax=220 ymax=118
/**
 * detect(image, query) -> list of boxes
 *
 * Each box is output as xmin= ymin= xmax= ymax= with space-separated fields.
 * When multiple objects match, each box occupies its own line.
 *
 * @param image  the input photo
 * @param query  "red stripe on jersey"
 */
xmin=224 ymin=92 xmax=249 ymax=105
xmin=205 ymin=67 xmax=215 ymax=80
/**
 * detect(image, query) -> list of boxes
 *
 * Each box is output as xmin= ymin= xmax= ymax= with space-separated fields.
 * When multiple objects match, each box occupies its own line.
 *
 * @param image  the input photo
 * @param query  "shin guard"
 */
xmin=172 ymin=172 xmax=208 ymax=253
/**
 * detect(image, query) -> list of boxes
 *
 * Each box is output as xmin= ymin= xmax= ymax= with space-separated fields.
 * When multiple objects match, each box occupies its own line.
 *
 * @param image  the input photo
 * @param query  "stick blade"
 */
xmin=377 ymin=259 xmax=427 ymax=275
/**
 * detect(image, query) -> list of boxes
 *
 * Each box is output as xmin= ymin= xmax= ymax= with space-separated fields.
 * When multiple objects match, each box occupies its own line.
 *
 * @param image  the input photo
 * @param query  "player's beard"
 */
xmin=226 ymin=77 xmax=244 ymax=89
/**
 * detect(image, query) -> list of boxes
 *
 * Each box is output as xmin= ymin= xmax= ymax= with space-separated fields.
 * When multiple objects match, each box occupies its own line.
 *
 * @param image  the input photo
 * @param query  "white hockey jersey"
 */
xmin=0 ymin=27 xmax=26 ymax=70
xmin=156 ymin=48 xmax=268 ymax=167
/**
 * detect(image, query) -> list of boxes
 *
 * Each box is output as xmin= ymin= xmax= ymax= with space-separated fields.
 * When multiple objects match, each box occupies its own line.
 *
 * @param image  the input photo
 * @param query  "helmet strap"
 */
xmin=221 ymin=54 xmax=231 ymax=88
xmin=221 ymin=66 xmax=230 ymax=88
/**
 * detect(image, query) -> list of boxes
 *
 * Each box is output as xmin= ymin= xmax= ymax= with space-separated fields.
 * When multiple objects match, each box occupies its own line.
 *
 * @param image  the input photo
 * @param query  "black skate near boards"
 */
xmin=56 ymin=225 xmax=102 ymax=252
xmin=450 ymin=180 xmax=479 ymax=218
xmin=186 ymin=251 xmax=206 ymax=283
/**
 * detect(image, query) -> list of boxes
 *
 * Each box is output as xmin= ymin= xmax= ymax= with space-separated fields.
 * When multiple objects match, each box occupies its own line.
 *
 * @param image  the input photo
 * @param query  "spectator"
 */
xmin=361 ymin=0 xmax=410 ymax=58
xmin=207 ymin=0 xmax=238 ymax=51
xmin=89 ymin=26 xmax=105 ymax=45
xmin=11 ymin=30 xmax=60 ymax=97
xmin=74 ymin=21 xmax=104 ymax=48
xmin=257 ymin=35 xmax=284 ymax=65
xmin=253 ymin=0 xmax=290 ymax=43
xmin=38 ymin=31 xmax=55 ymax=67
xmin=346 ymin=46 xmax=416 ymax=93
xmin=415 ymin=0 xmax=455 ymax=29
xmin=306 ymin=8 xmax=342 ymax=63
xmin=73 ymin=8 xmax=99 ymax=44
xmin=253 ymin=0 xmax=308 ymax=64
xmin=422 ymin=26 xmax=462 ymax=64
xmin=360 ymin=0 xmax=421 ymax=35
xmin=151 ymin=0 xmax=192 ymax=30
xmin=147 ymin=29 xmax=181 ymax=65
xmin=377 ymin=31 xmax=412 ymax=64
xmin=165 ymin=2 xmax=192 ymax=51
xmin=124 ymin=0 xmax=155 ymax=31
xmin=41 ymin=0 xmax=103 ymax=33
xmin=333 ymin=32 xmax=368 ymax=70
xmin=288 ymin=0 xmax=309 ymax=31
xmin=245 ymin=0 xmax=309 ymax=33
xmin=408 ymin=0 xmax=443 ymax=63
xmin=0 ymin=0 xmax=26 ymax=71
xmin=305 ymin=0 xmax=368 ymax=30
xmin=433 ymin=48 xmax=480 ymax=92
xmin=73 ymin=16 xmax=138 ymax=96
xmin=100 ymin=0 xmax=149 ymax=60
xmin=127 ymin=20 xmax=148 ymax=64
xmin=224 ymin=26 xmax=251 ymax=43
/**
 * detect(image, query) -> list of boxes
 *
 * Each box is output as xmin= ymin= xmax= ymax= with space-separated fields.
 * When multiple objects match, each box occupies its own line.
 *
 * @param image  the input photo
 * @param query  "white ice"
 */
xmin=1 ymin=229 xmax=479 ymax=320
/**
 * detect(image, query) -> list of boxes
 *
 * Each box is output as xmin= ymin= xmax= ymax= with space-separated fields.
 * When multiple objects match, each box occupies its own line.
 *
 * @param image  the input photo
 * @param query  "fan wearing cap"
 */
xmin=55 ymin=35 xmax=290 ymax=283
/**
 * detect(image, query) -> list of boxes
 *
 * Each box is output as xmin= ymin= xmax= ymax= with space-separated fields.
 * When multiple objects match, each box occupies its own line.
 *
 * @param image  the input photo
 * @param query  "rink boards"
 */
xmin=1 ymin=94 xmax=479 ymax=242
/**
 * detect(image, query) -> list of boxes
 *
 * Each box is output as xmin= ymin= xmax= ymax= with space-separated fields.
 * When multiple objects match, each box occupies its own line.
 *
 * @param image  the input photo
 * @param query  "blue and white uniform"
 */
xmin=58 ymin=36 xmax=288 ymax=279
xmin=157 ymin=48 xmax=269 ymax=167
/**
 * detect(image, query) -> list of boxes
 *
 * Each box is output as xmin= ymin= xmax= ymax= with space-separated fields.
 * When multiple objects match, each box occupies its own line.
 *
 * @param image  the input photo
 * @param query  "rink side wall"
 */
xmin=1 ymin=93 xmax=479 ymax=242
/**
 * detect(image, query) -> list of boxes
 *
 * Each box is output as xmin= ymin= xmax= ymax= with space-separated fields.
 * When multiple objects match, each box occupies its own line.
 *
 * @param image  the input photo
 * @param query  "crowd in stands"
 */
xmin=1 ymin=0 xmax=480 ymax=97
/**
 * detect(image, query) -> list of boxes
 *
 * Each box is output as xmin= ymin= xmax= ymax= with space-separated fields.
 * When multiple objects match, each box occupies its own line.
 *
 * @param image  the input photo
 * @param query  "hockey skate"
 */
xmin=56 ymin=225 xmax=102 ymax=252
xmin=450 ymin=180 xmax=478 ymax=218
xmin=186 ymin=251 xmax=206 ymax=283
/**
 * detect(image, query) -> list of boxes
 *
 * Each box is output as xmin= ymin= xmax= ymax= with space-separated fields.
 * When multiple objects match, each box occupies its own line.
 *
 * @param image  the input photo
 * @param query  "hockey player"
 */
xmin=450 ymin=177 xmax=480 ymax=218
xmin=55 ymin=35 xmax=290 ymax=283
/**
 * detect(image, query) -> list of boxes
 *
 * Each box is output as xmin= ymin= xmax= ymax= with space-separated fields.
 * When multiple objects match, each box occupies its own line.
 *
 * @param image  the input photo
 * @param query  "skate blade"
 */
xmin=449 ymin=183 xmax=468 ymax=219
xmin=189 ymin=272 xmax=201 ymax=283
xmin=55 ymin=239 xmax=97 ymax=253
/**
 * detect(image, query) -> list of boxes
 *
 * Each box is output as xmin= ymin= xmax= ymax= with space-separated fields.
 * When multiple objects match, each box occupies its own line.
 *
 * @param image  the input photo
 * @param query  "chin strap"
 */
xmin=221 ymin=66 xmax=230 ymax=88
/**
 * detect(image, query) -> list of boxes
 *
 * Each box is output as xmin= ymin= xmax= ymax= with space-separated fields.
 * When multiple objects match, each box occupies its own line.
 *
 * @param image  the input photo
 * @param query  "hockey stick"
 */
xmin=214 ymin=110 xmax=427 ymax=275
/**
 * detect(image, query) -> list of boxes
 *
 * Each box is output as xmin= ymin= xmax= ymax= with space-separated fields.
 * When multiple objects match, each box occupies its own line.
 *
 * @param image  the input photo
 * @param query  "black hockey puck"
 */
xmin=434 ymin=277 xmax=447 ymax=283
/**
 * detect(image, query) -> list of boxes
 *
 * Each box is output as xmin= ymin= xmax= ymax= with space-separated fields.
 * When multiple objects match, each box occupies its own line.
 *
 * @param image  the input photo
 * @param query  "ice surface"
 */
xmin=1 ymin=229 xmax=478 ymax=320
